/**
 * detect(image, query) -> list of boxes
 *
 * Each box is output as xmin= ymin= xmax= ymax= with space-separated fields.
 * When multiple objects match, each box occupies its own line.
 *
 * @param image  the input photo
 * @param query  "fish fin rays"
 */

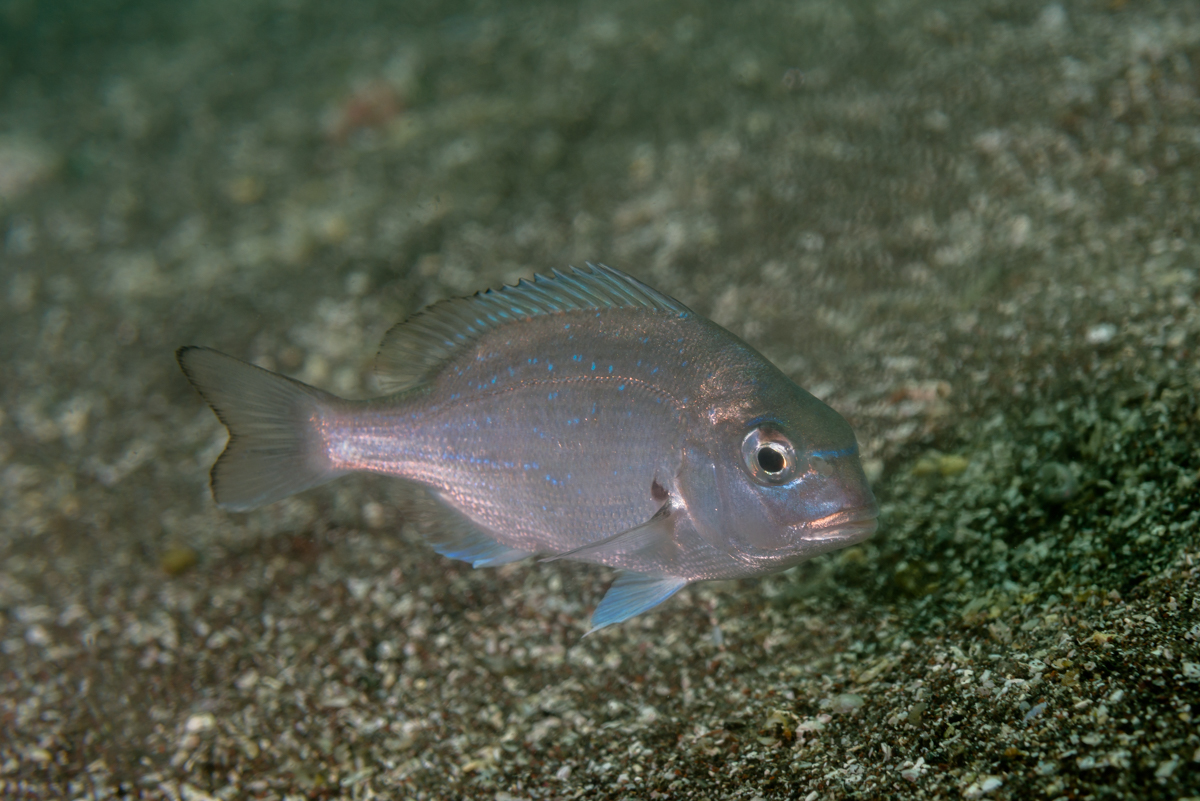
xmin=418 ymin=491 xmax=534 ymax=568
xmin=373 ymin=264 xmax=692 ymax=393
xmin=540 ymin=504 xmax=677 ymax=566
xmin=176 ymin=347 xmax=342 ymax=512
xmin=537 ymin=505 xmax=689 ymax=632
xmin=587 ymin=572 xmax=688 ymax=635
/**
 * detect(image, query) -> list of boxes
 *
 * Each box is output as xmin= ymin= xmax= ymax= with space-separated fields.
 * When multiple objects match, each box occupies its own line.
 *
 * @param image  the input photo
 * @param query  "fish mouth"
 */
xmin=725 ymin=505 xmax=879 ymax=569
xmin=794 ymin=506 xmax=880 ymax=544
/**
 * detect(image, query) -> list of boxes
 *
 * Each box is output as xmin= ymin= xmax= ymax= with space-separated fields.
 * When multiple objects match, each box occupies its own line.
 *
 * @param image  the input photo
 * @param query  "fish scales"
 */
xmin=330 ymin=310 xmax=711 ymax=549
xmin=177 ymin=264 xmax=879 ymax=632
xmin=333 ymin=379 xmax=683 ymax=556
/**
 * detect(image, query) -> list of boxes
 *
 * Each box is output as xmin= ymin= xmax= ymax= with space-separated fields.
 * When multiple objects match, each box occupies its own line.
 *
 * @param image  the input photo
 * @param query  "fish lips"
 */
xmin=793 ymin=505 xmax=880 ymax=546
xmin=727 ymin=506 xmax=878 ymax=570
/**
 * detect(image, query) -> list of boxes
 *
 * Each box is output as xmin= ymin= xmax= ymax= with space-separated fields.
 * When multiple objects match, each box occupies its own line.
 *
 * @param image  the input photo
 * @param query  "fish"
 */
xmin=177 ymin=264 xmax=878 ymax=632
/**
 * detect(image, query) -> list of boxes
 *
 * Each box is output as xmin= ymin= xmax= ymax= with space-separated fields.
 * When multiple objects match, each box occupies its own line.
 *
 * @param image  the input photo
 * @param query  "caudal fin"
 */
xmin=176 ymin=346 xmax=344 ymax=511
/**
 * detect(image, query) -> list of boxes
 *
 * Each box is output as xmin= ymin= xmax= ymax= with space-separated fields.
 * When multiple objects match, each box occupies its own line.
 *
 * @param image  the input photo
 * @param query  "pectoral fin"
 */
xmin=537 ymin=506 xmax=688 ymax=632
xmin=541 ymin=504 xmax=677 ymax=566
xmin=587 ymin=571 xmax=688 ymax=635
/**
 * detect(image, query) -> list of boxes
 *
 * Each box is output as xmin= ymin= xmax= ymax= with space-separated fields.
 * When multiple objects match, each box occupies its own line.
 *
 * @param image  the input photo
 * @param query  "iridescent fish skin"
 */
xmin=177 ymin=264 xmax=878 ymax=631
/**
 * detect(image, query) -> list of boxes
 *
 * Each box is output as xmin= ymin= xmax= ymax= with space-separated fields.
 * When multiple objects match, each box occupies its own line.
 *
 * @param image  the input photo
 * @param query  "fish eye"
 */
xmin=741 ymin=427 xmax=798 ymax=485
xmin=757 ymin=445 xmax=785 ymax=473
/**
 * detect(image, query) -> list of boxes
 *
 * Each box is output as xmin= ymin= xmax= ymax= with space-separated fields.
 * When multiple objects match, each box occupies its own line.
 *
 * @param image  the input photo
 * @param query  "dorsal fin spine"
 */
xmin=553 ymin=270 xmax=605 ymax=307
xmin=521 ymin=279 xmax=561 ymax=311
xmin=372 ymin=264 xmax=691 ymax=394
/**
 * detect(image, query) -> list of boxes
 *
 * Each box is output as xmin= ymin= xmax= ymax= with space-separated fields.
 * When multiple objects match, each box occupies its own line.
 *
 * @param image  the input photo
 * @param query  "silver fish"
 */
xmin=177 ymin=264 xmax=878 ymax=632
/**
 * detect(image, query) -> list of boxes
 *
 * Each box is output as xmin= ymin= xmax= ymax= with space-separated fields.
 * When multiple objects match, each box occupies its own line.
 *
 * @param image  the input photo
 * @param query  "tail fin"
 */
xmin=176 ymin=346 xmax=344 ymax=511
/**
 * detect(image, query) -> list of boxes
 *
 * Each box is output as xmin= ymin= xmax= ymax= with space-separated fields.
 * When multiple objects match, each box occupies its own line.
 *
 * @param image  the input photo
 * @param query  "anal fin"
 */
xmin=587 ymin=571 xmax=688 ymax=635
xmin=420 ymin=491 xmax=533 ymax=568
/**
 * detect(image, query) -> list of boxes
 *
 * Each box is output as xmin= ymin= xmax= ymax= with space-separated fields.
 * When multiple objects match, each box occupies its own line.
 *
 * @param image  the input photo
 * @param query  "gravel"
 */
xmin=2 ymin=0 xmax=1198 ymax=798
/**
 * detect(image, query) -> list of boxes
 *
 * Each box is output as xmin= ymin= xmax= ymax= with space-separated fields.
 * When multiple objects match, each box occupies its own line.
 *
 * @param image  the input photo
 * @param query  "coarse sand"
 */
xmin=1 ymin=1 xmax=1198 ymax=798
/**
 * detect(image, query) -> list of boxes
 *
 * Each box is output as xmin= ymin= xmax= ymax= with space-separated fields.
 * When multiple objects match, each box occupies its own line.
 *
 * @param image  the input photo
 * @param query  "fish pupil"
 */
xmin=757 ymin=446 xmax=786 ymax=474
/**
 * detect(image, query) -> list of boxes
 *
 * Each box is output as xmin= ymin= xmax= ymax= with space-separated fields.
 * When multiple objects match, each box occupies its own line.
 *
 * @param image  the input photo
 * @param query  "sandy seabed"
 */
xmin=1 ymin=1 xmax=1198 ymax=798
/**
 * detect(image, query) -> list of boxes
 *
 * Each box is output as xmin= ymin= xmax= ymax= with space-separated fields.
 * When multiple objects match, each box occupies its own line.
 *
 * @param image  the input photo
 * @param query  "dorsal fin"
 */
xmin=373 ymin=263 xmax=690 ymax=394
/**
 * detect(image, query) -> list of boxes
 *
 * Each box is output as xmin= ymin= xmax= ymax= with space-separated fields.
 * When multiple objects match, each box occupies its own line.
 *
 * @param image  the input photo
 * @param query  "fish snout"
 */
xmin=799 ymin=509 xmax=878 ymax=545
xmin=797 ymin=452 xmax=879 ymax=544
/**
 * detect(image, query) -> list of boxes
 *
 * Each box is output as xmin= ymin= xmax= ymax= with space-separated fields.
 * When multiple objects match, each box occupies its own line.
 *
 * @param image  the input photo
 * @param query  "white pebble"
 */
xmin=1085 ymin=323 xmax=1117 ymax=344
xmin=1036 ymin=4 xmax=1067 ymax=36
xmin=184 ymin=713 xmax=216 ymax=733
xmin=834 ymin=692 xmax=865 ymax=713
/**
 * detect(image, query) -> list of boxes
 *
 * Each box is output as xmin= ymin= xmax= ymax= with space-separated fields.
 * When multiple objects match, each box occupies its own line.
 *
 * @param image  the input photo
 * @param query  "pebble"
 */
xmin=0 ymin=136 xmax=57 ymax=204
xmin=161 ymin=546 xmax=198 ymax=576
xmin=1086 ymin=323 xmax=1117 ymax=344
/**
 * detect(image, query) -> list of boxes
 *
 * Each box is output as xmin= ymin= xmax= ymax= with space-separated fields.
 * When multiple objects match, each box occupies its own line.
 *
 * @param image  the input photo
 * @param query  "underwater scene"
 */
xmin=1 ymin=0 xmax=1198 ymax=798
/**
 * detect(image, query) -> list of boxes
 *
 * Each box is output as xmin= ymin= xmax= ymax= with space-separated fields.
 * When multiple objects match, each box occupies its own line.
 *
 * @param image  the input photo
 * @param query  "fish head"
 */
xmin=680 ymin=373 xmax=879 ymax=571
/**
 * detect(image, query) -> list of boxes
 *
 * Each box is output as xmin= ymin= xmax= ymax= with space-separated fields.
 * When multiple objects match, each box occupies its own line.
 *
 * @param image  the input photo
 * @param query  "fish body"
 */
xmin=178 ymin=265 xmax=878 ymax=631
